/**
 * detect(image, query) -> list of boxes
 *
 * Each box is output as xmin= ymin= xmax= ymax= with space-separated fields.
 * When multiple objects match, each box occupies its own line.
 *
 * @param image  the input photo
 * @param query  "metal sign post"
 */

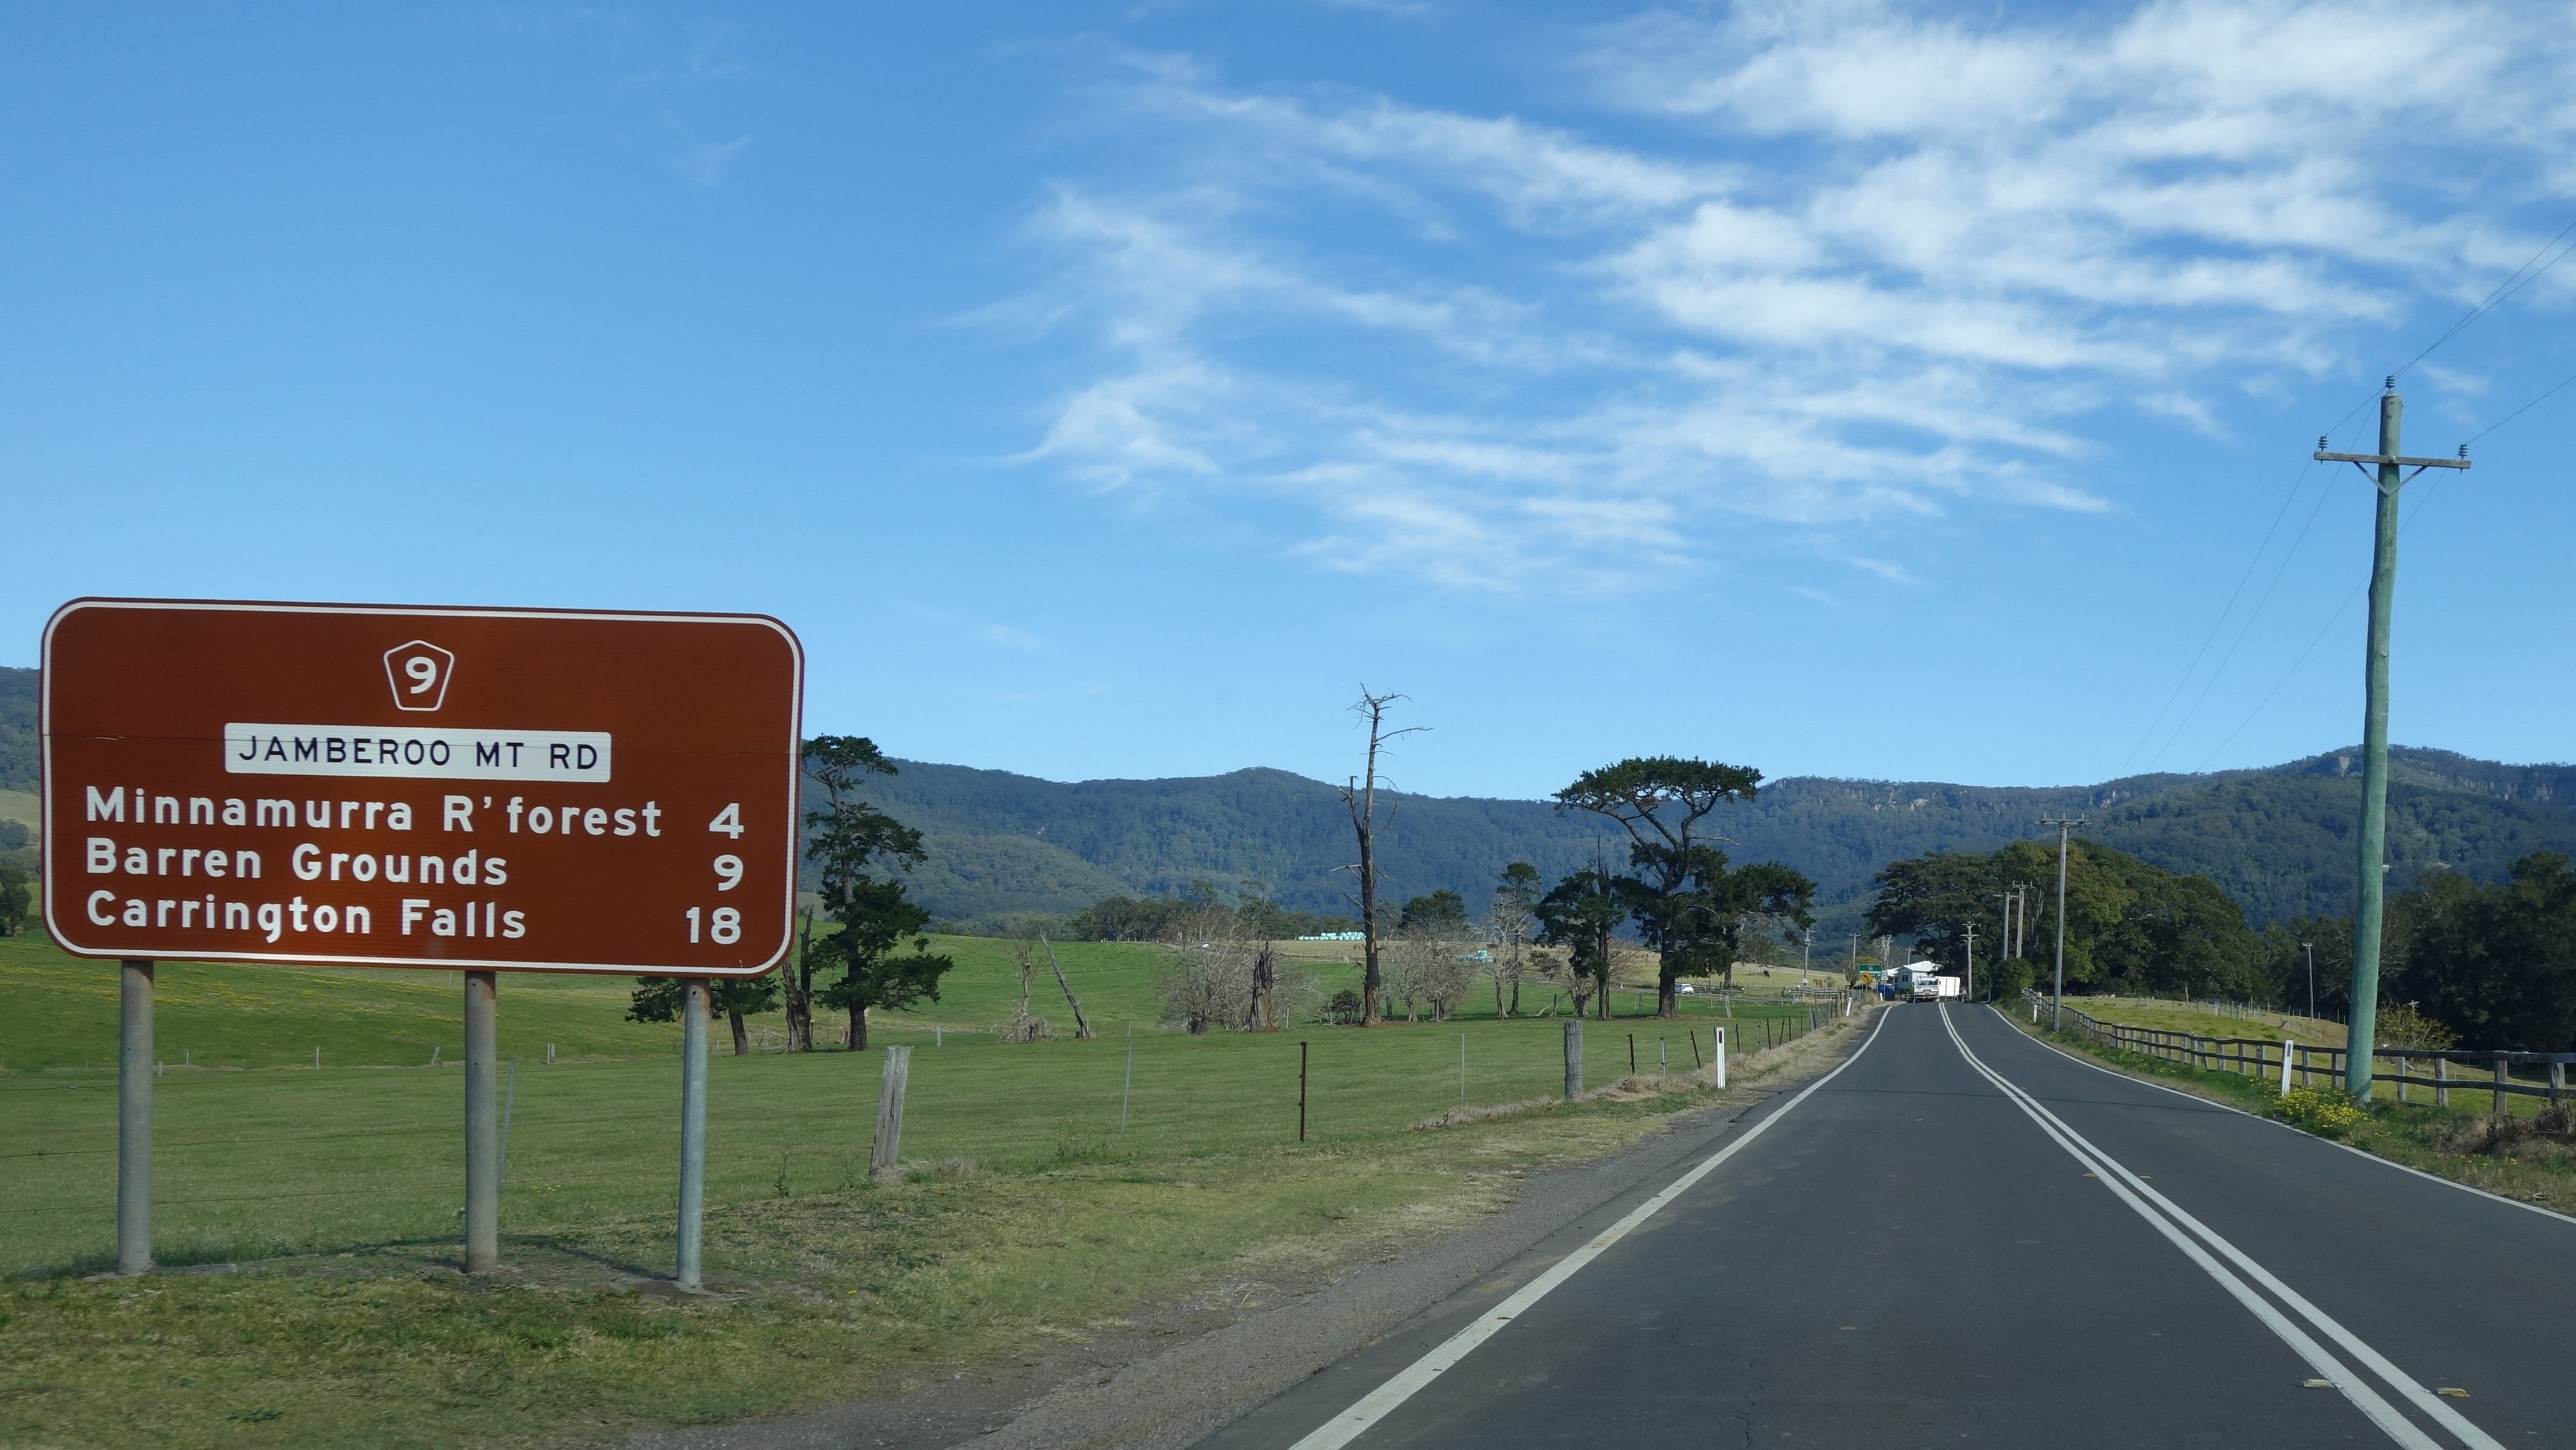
xmin=43 ymin=599 xmax=802 ymax=1281
xmin=117 ymin=959 xmax=153 ymax=1275
xmin=464 ymin=970 xmax=499 ymax=1273
xmin=677 ymin=979 xmax=710 ymax=1288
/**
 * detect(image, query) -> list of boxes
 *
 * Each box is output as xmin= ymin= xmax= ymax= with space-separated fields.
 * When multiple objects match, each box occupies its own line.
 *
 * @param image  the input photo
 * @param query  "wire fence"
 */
xmin=1 ymin=999 xmax=1863 ymax=1277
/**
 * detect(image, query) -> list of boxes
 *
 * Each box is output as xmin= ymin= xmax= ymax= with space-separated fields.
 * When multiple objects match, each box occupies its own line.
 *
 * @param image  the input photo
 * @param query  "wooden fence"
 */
xmin=2020 ymin=991 xmax=2574 ymax=1116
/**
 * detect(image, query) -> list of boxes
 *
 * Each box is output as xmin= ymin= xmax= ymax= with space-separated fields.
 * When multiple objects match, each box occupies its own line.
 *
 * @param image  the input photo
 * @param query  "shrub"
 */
xmin=2274 ymin=1086 xmax=2370 ymax=1138
xmin=2372 ymin=1002 xmax=2457 ymax=1051
xmin=2437 ymin=1102 xmax=2576 ymax=1160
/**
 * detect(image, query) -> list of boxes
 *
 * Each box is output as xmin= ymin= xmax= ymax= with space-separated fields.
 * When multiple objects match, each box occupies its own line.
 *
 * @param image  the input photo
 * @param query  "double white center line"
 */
xmin=1939 ymin=1004 xmax=2504 ymax=1450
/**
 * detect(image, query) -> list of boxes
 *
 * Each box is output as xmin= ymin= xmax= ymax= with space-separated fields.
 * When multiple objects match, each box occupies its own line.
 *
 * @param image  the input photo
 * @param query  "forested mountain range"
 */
xmin=861 ymin=746 xmax=2576 ymax=937
xmin=5 ymin=664 xmax=2572 ymax=936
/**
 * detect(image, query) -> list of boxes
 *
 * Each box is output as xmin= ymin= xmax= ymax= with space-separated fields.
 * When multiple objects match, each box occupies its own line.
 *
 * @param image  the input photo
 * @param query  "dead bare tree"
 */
xmin=1165 ymin=906 xmax=1315 ymax=1033
xmin=1335 ymin=688 xmax=1424 ymax=1027
xmin=1248 ymin=941 xmax=1277 ymax=1030
xmin=1040 ymin=932 xmax=1096 ymax=1039
xmin=991 ymin=917 xmax=1057 ymax=1043
xmin=1489 ymin=862 xmax=1540 ymax=1017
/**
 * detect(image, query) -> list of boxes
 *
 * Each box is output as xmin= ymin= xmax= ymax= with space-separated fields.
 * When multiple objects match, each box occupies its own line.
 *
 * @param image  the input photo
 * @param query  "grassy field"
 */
xmin=2056 ymin=994 xmax=2345 ymax=1046
xmin=1997 ymin=1004 xmax=2576 ymax=1214
xmin=0 ymin=788 xmax=36 ymax=839
xmin=0 ymin=927 xmax=1861 ymax=1449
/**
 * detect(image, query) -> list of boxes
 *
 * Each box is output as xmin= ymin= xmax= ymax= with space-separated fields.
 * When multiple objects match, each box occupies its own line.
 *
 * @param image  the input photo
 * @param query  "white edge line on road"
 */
xmin=1991 ymin=1004 xmax=2576 ymax=1229
xmin=1943 ymin=1007 xmax=2498 ymax=1450
xmin=1283 ymin=1010 xmax=1890 ymax=1450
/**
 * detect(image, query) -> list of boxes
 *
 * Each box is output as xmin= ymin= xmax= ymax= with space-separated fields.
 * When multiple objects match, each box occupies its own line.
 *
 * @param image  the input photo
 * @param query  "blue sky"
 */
xmin=7 ymin=1 xmax=2575 ymax=799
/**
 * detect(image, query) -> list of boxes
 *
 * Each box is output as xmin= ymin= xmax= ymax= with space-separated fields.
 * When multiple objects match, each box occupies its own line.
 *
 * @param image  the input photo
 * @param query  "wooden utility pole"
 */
xmin=2314 ymin=383 xmax=2469 ymax=1094
xmin=2042 ymin=816 xmax=2086 ymax=1028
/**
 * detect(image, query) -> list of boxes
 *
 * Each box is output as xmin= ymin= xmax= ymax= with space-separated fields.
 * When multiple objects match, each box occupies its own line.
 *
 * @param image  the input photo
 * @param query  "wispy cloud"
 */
xmin=993 ymin=1 xmax=2576 ymax=594
xmin=973 ymin=623 xmax=1050 ymax=652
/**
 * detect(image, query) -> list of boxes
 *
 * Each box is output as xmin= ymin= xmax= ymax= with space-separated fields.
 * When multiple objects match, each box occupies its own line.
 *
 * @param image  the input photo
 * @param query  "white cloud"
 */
xmin=994 ymin=1 xmax=2576 ymax=594
xmin=973 ymin=624 xmax=1050 ymax=652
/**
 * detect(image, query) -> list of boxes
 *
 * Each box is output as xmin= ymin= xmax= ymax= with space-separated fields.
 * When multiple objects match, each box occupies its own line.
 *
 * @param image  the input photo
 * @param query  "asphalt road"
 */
xmin=1197 ymin=1002 xmax=2575 ymax=1449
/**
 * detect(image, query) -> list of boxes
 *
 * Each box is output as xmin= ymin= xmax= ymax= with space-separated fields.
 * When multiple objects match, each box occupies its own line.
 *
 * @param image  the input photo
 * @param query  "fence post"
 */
xmin=871 ymin=1044 xmax=912 ymax=1179
xmin=1714 ymin=1026 xmax=1726 ymax=1089
xmin=1628 ymin=1034 xmax=1637 ymax=1076
xmin=2493 ymin=1054 xmax=2509 ymax=1119
xmin=2552 ymin=1058 xmax=2566 ymax=1107
xmin=1563 ymin=1019 xmax=1582 ymax=1099
xmin=2279 ymin=1041 xmax=2292 ymax=1097
xmin=1299 ymin=1040 xmax=1309 ymax=1141
xmin=1119 ymin=1043 xmax=1134 ymax=1134
xmin=117 ymin=959 xmax=155 ymax=1276
xmin=2435 ymin=1054 xmax=2449 ymax=1107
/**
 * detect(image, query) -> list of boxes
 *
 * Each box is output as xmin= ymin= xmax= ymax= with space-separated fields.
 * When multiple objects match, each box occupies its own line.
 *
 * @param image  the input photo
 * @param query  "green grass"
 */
xmin=0 ymin=939 xmax=675 ymax=1074
xmin=0 ymin=788 xmax=36 ymax=838
xmin=2061 ymin=994 xmax=2343 ymax=1048
xmin=0 ymin=927 xmax=1860 ymax=1448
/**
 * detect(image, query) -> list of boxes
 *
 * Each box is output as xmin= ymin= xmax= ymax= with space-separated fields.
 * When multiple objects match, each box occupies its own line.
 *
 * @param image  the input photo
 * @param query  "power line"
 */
xmin=2116 ymin=458 xmax=2317 ymax=776
xmin=2133 ymin=404 xmax=2380 ymax=772
xmin=2124 ymin=221 xmax=2573 ymax=776
xmin=2389 ymin=214 xmax=2576 ymax=385
xmin=2464 ymin=362 xmax=2576 ymax=447
xmin=2144 ymin=464 xmax=2345 ymax=770
xmin=2194 ymin=473 xmax=2458 ymax=769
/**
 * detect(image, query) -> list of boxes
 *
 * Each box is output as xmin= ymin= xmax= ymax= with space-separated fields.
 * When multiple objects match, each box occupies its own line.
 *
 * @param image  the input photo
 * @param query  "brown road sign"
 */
xmin=42 ymin=599 xmax=803 ymax=977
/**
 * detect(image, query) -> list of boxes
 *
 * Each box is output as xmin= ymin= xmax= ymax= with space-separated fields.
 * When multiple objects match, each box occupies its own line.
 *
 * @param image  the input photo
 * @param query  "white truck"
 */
xmin=1892 ymin=965 xmax=1961 ymax=1001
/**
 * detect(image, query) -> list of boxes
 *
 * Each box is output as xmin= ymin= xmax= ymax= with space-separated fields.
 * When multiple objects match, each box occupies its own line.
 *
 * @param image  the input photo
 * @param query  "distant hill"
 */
xmin=0 ymin=667 xmax=33 ymax=796
xmin=861 ymin=748 xmax=2576 ymax=936
xmin=7 ymin=663 xmax=2572 ymax=934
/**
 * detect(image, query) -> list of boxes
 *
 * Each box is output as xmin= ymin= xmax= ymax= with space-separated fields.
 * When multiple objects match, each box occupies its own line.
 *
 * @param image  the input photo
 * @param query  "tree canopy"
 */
xmin=803 ymin=735 xmax=950 ymax=1050
xmin=1866 ymin=838 xmax=2264 ymax=1002
xmin=2378 ymin=854 xmax=2576 ymax=1051
xmin=1556 ymin=757 xmax=1811 ymax=1016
